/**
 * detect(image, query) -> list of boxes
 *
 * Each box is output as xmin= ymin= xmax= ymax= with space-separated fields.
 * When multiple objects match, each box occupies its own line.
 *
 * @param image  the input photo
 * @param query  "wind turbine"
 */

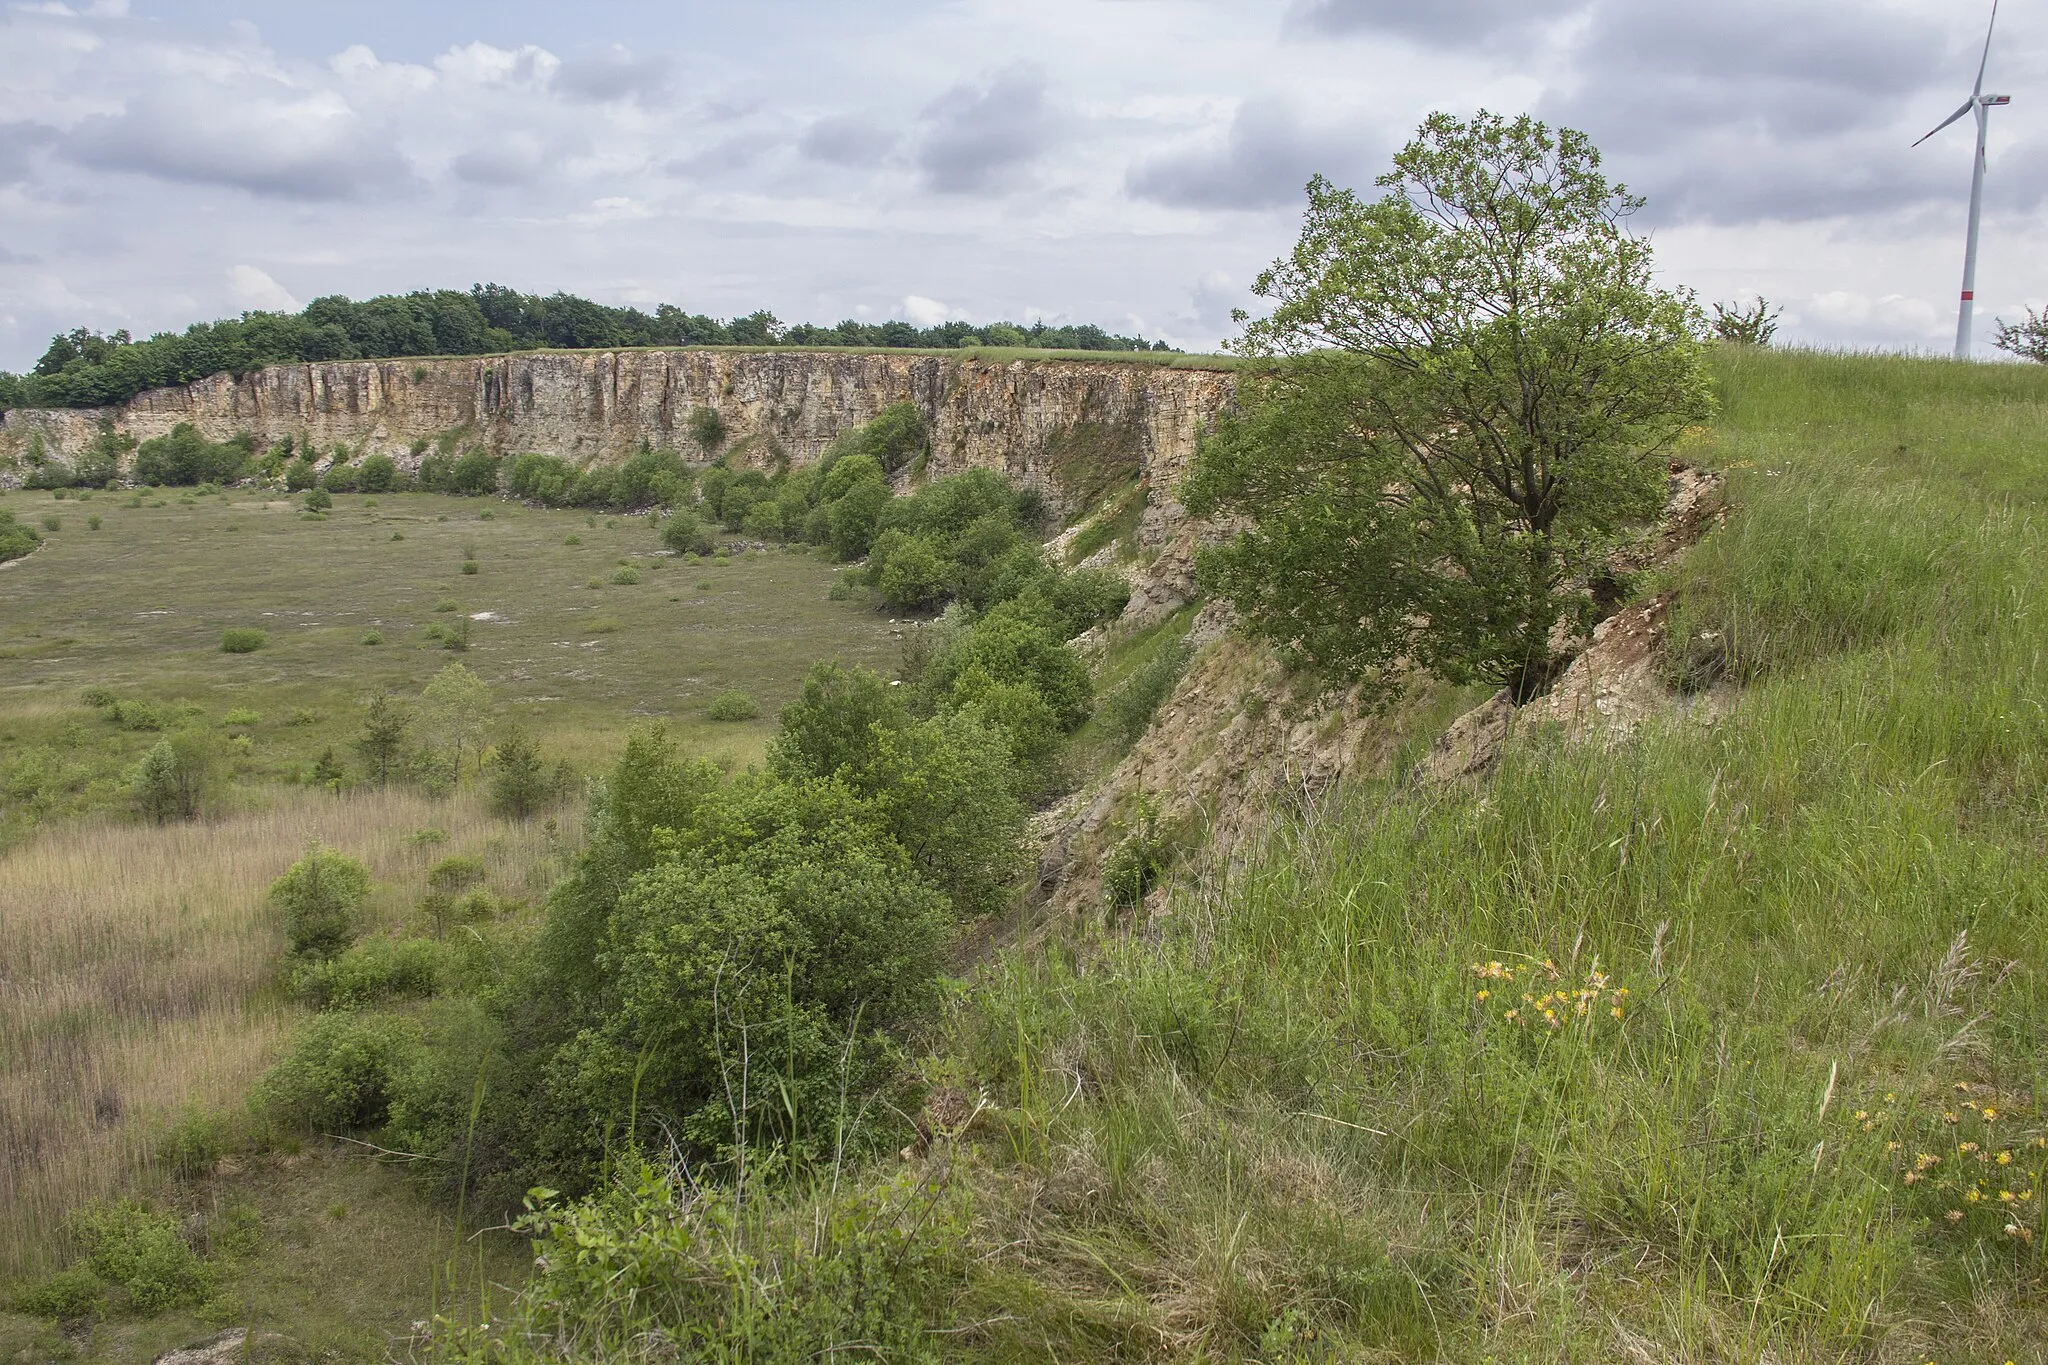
xmin=1914 ymin=0 xmax=2011 ymax=359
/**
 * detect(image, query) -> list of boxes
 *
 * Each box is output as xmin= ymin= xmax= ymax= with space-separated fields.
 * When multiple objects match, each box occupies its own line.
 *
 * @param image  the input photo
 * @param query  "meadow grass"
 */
xmin=0 ymin=786 xmax=568 ymax=1282
xmin=0 ymin=490 xmax=901 ymax=842
xmin=942 ymin=349 xmax=2048 ymax=1362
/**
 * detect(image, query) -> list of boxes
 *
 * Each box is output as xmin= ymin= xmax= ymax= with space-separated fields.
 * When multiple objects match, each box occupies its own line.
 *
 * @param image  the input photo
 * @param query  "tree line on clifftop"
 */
xmin=0 ymin=282 xmax=1177 ymax=415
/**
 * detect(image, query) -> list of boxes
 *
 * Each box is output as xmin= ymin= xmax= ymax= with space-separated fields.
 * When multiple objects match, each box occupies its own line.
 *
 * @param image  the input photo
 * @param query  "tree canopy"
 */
xmin=0 ymin=284 xmax=1176 ymax=414
xmin=1186 ymin=111 xmax=1714 ymax=702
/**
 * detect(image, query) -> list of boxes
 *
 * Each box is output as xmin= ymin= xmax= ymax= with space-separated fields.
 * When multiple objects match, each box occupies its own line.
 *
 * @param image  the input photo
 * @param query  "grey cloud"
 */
xmin=1288 ymin=0 xmax=1585 ymax=48
xmin=1533 ymin=0 xmax=1983 ymax=227
xmin=916 ymin=66 xmax=1057 ymax=194
xmin=1126 ymin=100 xmax=1383 ymax=210
xmin=0 ymin=121 xmax=58 ymax=184
xmin=663 ymin=131 xmax=782 ymax=180
xmin=62 ymin=86 xmax=414 ymax=200
xmin=452 ymin=139 xmax=549 ymax=186
xmin=555 ymin=45 xmax=672 ymax=104
xmin=800 ymin=114 xmax=897 ymax=168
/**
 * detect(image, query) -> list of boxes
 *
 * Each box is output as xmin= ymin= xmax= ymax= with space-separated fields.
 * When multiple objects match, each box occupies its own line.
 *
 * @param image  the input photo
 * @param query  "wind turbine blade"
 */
xmin=1914 ymin=97 xmax=1976 ymax=146
xmin=1973 ymin=0 xmax=2000 ymax=96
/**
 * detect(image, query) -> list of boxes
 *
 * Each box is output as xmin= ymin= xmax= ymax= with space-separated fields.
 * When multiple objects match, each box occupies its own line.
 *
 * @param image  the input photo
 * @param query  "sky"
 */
xmin=1 ymin=0 xmax=2044 ymax=371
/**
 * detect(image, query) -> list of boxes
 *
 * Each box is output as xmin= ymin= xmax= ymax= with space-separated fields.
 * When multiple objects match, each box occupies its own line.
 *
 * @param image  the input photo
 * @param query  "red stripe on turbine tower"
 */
xmin=1963 ymin=291 xmax=1975 ymax=300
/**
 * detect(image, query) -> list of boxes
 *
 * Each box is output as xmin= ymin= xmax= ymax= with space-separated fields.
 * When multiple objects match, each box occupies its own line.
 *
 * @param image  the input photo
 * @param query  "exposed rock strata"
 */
xmin=0 ymin=351 xmax=1236 ymax=513
xmin=1040 ymin=464 xmax=1731 ymax=912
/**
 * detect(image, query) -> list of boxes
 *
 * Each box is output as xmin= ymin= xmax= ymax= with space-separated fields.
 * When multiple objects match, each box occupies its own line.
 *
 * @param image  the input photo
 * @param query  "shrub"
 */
xmin=290 ymin=937 xmax=451 ymax=1010
xmin=356 ymin=452 xmax=400 ymax=492
xmin=434 ymin=597 xmax=460 ymax=612
xmin=68 ymin=1198 xmax=211 ymax=1314
xmin=258 ymin=1011 xmax=425 ymax=1131
xmin=321 ymin=461 xmax=357 ymax=493
xmin=688 ymin=404 xmax=727 ymax=452
xmin=610 ymin=565 xmax=640 ymax=585
xmin=361 ymin=629 xmax=383 ymax=645
xmin=132 ymin=423 xmax=251 ymax=486
xmin=309 ymin=747 xmax=346 ymax=789
xmin=1101 ymin=804 xmax=1169 ymax=911
xmin=461 ymin=560 xmax=479 ymax=575
xmin=222 ymin=707 xmax=261 ymax=728
xmin=659 ymin=509 xmax=715 ymax=556
xmin=110 ymin=698 xmax=168 ymax=731
xmin=0 ymin=508 xmax=40 ymax=563
xmin=131 ymin=734 xmax=210 ymax=822
xmin=705 ymin=689 xmax=761 ymax=721
xmin=284 ymin=456 xmax=319 ymax=491
xmin=155 ymin=1105 xmax=230 ymax=1179
xmin=449 ymin=447 xmax=501 ymax=495
xmin=41 ymin=513 xmax=60 ymax=532
xmin=507 ymin=452 xmax=576 ymax=504
xmin=873 ymin=533 xmax=951 ymax=611
xmin=486 ymin=1166 xmax=964 ymax=1363
xmin=79 ymin=686 xmax=117 ymax=709
xmin=303 ymin=486 xmax=332 ymax=511
xmin=269 ymin=846 xmax=371 ymax=958
xmin=87 ymin=514 xmax=102 ymax=530
xmin=219 ymin=627 xmax=267 ymax=653
xmin=487 ymin=728 xmax=563 ymax=819
xmin=8 ymin=1265 xmax=107 ymax=1321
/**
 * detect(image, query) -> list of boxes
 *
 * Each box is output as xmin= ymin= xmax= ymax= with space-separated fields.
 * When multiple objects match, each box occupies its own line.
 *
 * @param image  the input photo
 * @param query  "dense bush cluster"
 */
xmin=254 ymin=463 xmax=1124 ymax=1206
xmin=507 ymin=446 xmax=690 ymax=508
xmin=0 ymin=507 xmax=40 ymax=562
xmin=0 ymin=282 xmax=1175 ymax=414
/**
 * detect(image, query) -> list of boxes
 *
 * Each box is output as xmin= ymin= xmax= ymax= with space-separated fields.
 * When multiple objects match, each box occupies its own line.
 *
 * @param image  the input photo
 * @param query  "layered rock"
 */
xmin=0 ymin=350 xmax=1237 ymax=513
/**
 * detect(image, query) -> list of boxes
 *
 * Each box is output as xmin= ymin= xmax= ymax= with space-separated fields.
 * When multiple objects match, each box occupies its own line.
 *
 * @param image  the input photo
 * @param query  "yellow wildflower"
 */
xmin=1997 ymin=1151 xmax=2013 ymax=1166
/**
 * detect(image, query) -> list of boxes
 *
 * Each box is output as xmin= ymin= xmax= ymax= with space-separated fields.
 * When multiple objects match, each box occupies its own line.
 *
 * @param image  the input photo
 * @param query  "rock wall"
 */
xmin=0 ymin=351 xmax=1237 ymax=512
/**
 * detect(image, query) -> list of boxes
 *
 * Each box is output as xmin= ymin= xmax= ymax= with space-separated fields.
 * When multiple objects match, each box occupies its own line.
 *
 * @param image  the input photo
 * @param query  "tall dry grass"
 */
xmin=0 ymin=786 xmax=570 ymax=1279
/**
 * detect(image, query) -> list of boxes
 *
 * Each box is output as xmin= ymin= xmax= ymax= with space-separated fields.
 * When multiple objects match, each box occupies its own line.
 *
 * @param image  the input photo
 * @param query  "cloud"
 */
xmin=452 ymin=134 xmax=551 ymax=187
xmin=1126 ymin=100 xmax=1382 ymax=209
xmin=1188 ymin=272 xmax=1245 ymax=333
xmin=799 ymin=114 xmax=897 ymax=168
xmin=1287 ymin=0 xmax=1585 ymax=49
xmin=1532 ymin=0 xmax=1977 ymax=227
xmin=916 ymin=66 xmax=1058 ymax=194
xmin=62 ymin=83 xmax=414 ymax=200
xmin=0 ymin=121 xmax=58 ymax=185
xmin=226 ymin=264 xmax=299 ymax=312
xmin=554 ymin=45 xmax=671 ymax=104
xmin=900 ymin=294 xmax=952 ymax=325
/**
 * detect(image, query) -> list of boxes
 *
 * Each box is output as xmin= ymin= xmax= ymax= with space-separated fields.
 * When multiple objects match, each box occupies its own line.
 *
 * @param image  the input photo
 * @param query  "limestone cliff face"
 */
xmin=0 ymin=351 xmax=1236 ymax=511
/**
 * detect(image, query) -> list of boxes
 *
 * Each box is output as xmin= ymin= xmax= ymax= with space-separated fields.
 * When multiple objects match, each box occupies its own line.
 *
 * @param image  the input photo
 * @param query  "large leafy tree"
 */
xmin=1186 ymin=111 xmax=1713 ymax=702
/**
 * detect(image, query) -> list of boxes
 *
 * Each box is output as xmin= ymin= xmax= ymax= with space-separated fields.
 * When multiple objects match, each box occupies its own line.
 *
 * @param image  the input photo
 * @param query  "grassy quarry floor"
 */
xmin=0 ymin=490 xmax=902 ymax=837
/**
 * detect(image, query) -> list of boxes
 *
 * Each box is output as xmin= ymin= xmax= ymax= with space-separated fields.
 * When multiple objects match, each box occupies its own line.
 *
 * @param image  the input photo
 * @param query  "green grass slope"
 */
xmin=941 ymin=349 xmax=2048 ymax=1361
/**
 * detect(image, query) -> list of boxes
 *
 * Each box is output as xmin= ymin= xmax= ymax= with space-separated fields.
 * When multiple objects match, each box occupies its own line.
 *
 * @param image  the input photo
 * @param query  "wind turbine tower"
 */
xmin=1915 ymin=0 xmax=2011 ymax=359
